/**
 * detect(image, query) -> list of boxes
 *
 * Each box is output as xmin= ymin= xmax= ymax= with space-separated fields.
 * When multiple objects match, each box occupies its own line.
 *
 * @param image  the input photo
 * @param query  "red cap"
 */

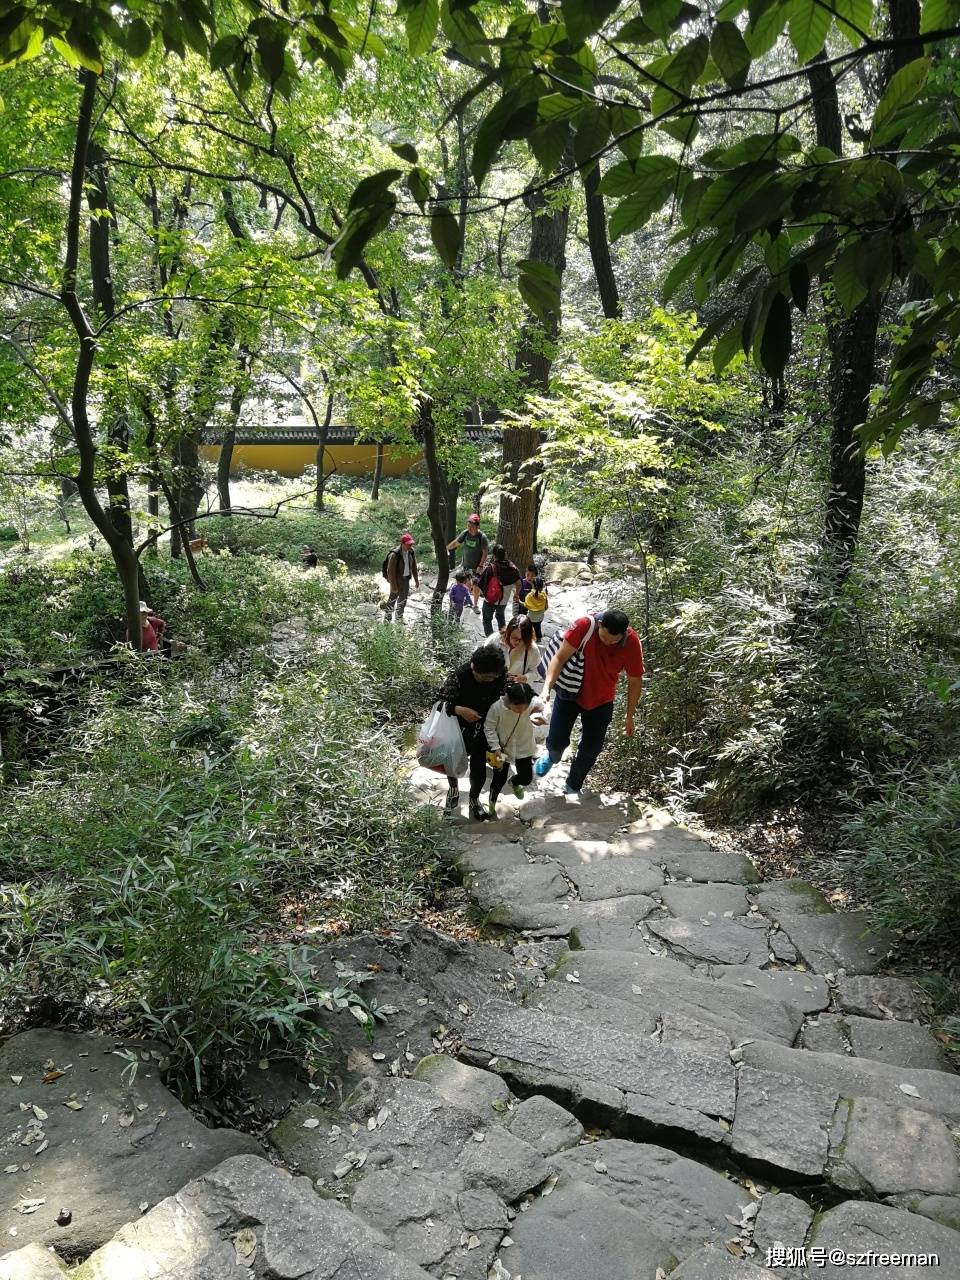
xmin=400 ymin=533 xmax=415 ymax=546
xmin=468 ymin=513 xmax=481 ymax=523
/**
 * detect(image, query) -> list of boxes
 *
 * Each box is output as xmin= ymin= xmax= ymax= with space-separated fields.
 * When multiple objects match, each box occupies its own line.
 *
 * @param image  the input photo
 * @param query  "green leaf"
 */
xmin=210 ymin=34 xmax=240 ymax=70
xmin=609 ymin=102 xmax=645 ymax=159
xmin=390 ymin=141 xmax=419 ymax=163
xmin=920 ymin=0 xmax=960 ymax=35
xmin=609 ymin=174 xmax=675 ymax=239
xmin=831 ymin=0 xmax=873 ymax=46
xmin=256 ymin=33 xmax=286 ymax=82
xmin=398 ymin=0 xmax=439 ymax=56
xmin=348 ymin=169 xmax=403 ymax=213
xmin=575 ymin=105 xmax=611 ymax=176
xmin=787 ymin=0 xmax=830 ymax=62
xmin=332 ymin=199 xmax=396 ymax=279
xmin=745 ymin=3 xmax=788 ymax=57
xmin=472 ymin=77 xmax=547 ymax=187
xmin=710 ymin=21 xmax=751 ymax=88
xmin=789 ymin=260 xmax=810 ymax=311
xmin=431 ymin=205 xmax=462 ymax=269
xmin=517 ymin=259 xmax=561 ymax=322
xmin=126 ymin=17 xmax=153 ymax=59
xmin=561 ymin=0 xmax=622 ymax=45
xmin=856 ymin=231 xmax=893 ymax=297
xmin=406 ymin=167 xmax=430 ymax=210
xmin=440 ymin=0 xmax=487 ymax=59
xmin=742 ymin=286 xmax=768 ymax=353
xmin=872 ymin=57 xmax=931 ymax=137
xmin=598 ymin=154 xmax=678 ymax=199
xmin=713 ymin=324 xmax=744 ymax=372
xmin=528 ymin=118 xmax=570 ymax=175
xmin=759 ymin=292 xmax=791 ymax=377
xmin=660 ymin=114 xmax=700 ymax=145
xmin=613 ymin=15 xmax=659 ymax=43
xmin=660 ymin=34 xmax=709 ymax=95
xmin=832 ymin=242 xmax=867 ymax=313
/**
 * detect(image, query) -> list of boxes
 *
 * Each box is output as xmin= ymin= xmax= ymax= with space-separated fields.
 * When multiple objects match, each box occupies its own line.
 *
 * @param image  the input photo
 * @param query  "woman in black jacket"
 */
xmin=476 ymin=543 xmax=521 ymax=637
xmin=438 ymin=643 xmax=507 ymax=821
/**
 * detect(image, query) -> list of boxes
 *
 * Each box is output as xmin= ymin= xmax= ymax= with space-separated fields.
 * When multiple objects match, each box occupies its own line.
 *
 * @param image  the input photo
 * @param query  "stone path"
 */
xmin=3 ymin=793 xmax=960 ymax=1279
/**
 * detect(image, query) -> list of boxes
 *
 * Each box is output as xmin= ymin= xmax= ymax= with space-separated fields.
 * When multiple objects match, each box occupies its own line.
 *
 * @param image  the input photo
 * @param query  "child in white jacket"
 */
xmin=483 ymin=681 xmax=546 ymax=817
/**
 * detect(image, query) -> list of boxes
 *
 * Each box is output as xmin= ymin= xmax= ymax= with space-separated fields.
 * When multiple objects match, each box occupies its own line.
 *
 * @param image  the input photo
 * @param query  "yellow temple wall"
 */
xmin=199 ymin=442 xmax=422 ymax=479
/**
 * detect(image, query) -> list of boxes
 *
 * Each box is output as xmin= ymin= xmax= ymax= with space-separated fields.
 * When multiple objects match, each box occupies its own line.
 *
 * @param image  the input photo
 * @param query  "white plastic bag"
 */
xmin=416 ymin=703 xmax=468 ymax=776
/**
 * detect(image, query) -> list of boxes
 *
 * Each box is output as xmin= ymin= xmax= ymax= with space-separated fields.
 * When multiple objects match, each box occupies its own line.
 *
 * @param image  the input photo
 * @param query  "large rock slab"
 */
xmin=828 ymin=1096 xmax=960 ymax=1196
xmin=809 ymin=1199 xmax=960 ymax=1278
xmin=411 ymin=1055 xmax=511 ymax=1121
xmin=563 ymin=953 xmax=805 ymax=1044
xmin=505 ymin=1175 xmax=677 ymax=1280
xmin=394 ymin=925 xmax=529 ymax=1020
xmin=659 ymin=883 xmax=751 ymax=919
xmin=456 ymin=843 xmax=528 ymax=872
xmin=0 ymin=1030 xmax=260 ymax=1256
xmin=534 ymin=977 xmax=660 ymax=1037
xmin=527 ymin=837 xmax=616 ymax=864
xmin=730 ymin=1066 xmax=837 ymax=1177
xmin=649 ymin=918 xmax=771 ymax=967
xmin=669 ymin=1250 xmax=779 ymax=1280
xmin=73 ymin=1155 xmax=433 ymax=1280
xmin=507 ymin=1095 xmax=584 ymax=1155
xmin=662 ymin=851 xmax=760 ymax=884
xmin=836 ymin=975 xmax=927 ymax=1021
xmin=463 ymin=1001 xmax=737 ymax=1120
xmin=0 ymin=1247 xmax=68 ymax=1280
xmin=561 ymin=857 xmax=665 ymax=900
xmin=845 ymin=1016 xmax=949 ymax=1071
xmin=711 ymin=965 xmax=830 ymax=1013
xmin=271 ymin=1078 xmax=477 ymax=1186
xmin=489 ymin=893 xmax=657 ymax=937
xmin=756 ymin=881 xmax=889 ymax=975
xmin=801 ymin=1015 xmax=850 ymax=1055
xmin=555 ymin=1139 xmax=748 ymax=1252
xmin=467 ymin=863 xmax=569 ymax=912
xmin=740 ymin=1041 xmax=960 ymax=1121
xmin=752 ymin=1191 xmax=814 ymax=1255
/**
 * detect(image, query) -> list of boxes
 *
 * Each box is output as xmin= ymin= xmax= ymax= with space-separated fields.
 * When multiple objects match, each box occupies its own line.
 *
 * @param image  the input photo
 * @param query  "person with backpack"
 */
xmin=476 ymin=543 xmax=521 ymax=637
xmin=535 ymin=609 xmax=645 ymax=797
xmin=382 ymin=533 xmax=419 ymax=622
xmin=446 ymin=513 xmax=489 ymax=614
xmin=523 ymin=576 xmax=549 ymax=640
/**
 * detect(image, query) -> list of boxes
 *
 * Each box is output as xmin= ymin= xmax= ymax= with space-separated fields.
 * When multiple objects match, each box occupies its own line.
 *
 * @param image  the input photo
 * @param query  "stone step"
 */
xmin=0 ymin=1029 xmax=260 ymax=1257
xmin=662 ymin=850 xmax=760 ymax=884
xmin=739 ymin=1040 xmax=960 ymax=1122
xmin=801 ymin=1014 xmax=951 ymax=1071
xmin=709 ymin=965 xmax=830 ymax=1014
xmin=755 ymin=881 xmax=889 ymax=976
xmin=68 ymin=1154 xmax=435 ymax=1279
xmin=809 ymin=1199 xmax=960 ymax=1278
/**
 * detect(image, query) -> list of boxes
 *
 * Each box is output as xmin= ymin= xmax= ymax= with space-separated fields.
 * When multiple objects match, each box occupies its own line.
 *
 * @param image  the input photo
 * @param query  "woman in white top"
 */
xmin=499 ymin=615 xmax=542 ymax=686
xmin=483 ymin=681 xmax=546 ymax=816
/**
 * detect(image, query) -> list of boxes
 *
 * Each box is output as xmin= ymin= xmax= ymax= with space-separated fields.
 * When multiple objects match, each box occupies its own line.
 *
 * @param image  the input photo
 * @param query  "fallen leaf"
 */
xmin=35 ymin=1142 xmax=48 ymax=1155
xmin=565 ymin=974 xmax=580 ymax=984
xmin=472 ymin=1131 xmax=485 ymax=1143
xmin=31 ymin=1106 xmax=48 ymax=1122
xmin=55 ymin=1208 xmax=72 ymax=1227
xmin=725 ymin=1241 xmax=744 ymax=1257
xmin=899 ymin=1083 xmax=921 ymax=1098
xmin=257 ymin=1058 xmax=269 ymax=1071
xmin=4 ymin=1165 xmax=19 ymax=1174
xmin=302 ymin=1118 xmax=321 ymax=1130
xmin=118 ymin=1112 xmax=135 ymax=1128
xmin=15 ymin=1198 xmax=46 ymax=1215
xmin=234 ymin=1226 xmax=257 ymax=1266
xmin=42 ymin=1071 xmax=65 ymax=1084
xmin=10 ymin=1076 xmax=23 ymax=1086
xmin=371 ymin=1052 xmax=386 ymax=1061
xmin=64 ymin=1100 xmax=83 ymax=1111
xmin=540 ymin=1172 xmax=559 ymax=1197
xmin=139 ymin=1201 xmax=149 ymax=1213
xmin=367 ymin=1116 xmax=377 ymax=1130
xmin=594 ymin=1159 xmax=607 ymax=1174
xmin=465 ymin=1234 xmax=481 ymax=1251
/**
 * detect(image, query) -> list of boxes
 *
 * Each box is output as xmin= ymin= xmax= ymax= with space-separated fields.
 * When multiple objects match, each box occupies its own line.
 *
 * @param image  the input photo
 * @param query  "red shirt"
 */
xmin=564 ymin=616 xmax=645 ymax=710
xmin=140 ymin=615 xmax=165 ymax=652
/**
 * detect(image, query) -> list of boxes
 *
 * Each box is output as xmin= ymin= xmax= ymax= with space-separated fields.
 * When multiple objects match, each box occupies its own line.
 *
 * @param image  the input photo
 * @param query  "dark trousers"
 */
xmin=385 ymin=576 xmax=411 ymax=620
xmin=490 ymin=755 xmax=533 ymax=802
xmin=482 ymin=599 xmax=506 ymax=635
xmin=447 ymin=723 xmax=488 ymax=800
xmin=545 ymin=695 xmax=615 ymax=791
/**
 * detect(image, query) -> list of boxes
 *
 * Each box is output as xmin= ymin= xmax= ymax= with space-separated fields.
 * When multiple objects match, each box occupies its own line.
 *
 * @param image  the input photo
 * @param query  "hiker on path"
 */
xmin=438 ymin=643 xmax=507 ymax=821
xmin=476 ymin=543 xmax=521 ymax=637
xmin=302 ymin=545 xmax=319 ymax=569
xmin=383 ymin=533 xmax=419 ymax=622
xmin=131 ymin=601 xmax=167 ymax=654
xmin=535 ymin=609 xmax=644 ymax=797
xmin=446 ymin=514 xmax=488 ymax=613
xmin=523 ymin=576 xmax=549 ymax=641
xmin=448 ymin=569 xmax=472 ymax=624
xmin=499 ymin=615 xmax=541 ymax=686
xmin=484 ymin=680 xmax=546 ymax=818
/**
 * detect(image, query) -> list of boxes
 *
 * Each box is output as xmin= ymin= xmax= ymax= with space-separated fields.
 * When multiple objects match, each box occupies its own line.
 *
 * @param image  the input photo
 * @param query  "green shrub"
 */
xmin=842 ymin=760 xmax=960 ymax=950
xmin=0 ymin=605 xmax=451 ymax=1096
xmin=0 ymin=525 xmax=18 ymax=542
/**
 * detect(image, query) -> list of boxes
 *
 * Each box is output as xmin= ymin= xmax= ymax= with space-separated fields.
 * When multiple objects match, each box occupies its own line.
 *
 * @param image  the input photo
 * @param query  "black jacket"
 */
xmin=439 ymin=662 xmax=506 ymax=722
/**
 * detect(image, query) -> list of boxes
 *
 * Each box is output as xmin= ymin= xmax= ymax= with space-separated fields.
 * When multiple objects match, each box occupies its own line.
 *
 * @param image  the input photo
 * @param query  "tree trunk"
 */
xmin=583 ymin=165 xmax=621 ymax=320
xmin=315 ymin=389 xmax=334 ymax=511
xmin=169 ymin=431 xmax=204 ymax=558
xmin=587 ymin=514 xmax=603 ymax=567
xmin=370 ymin=442 xmax=384 ymax=501
xmin=416 ymin=400 xmax=451 ymax=613
xmin=807 ymin=0 xmax=919 ymax=593
xmin=498 ymin=184 xmax=570 ymax=568
xmin=146 ymin=468 xmax=160 ymax=558
xmin=218 ymin=357 xmax=250 ymax=514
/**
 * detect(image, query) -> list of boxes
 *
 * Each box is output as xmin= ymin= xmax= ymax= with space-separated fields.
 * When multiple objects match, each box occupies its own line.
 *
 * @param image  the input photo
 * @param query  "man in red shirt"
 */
xmin=535 ymin=609 xmax=644 ymax=796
